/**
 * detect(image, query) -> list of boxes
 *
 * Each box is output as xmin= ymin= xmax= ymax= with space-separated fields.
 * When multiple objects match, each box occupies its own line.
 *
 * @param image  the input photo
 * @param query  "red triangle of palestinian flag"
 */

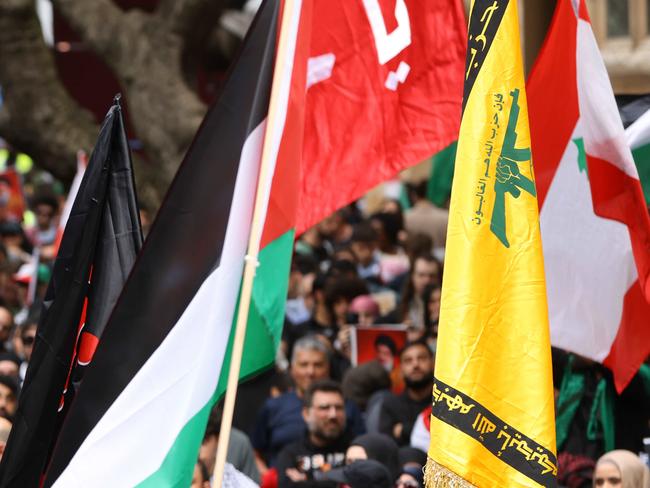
xmin=529 ymin=0 xmax=650 ymax=392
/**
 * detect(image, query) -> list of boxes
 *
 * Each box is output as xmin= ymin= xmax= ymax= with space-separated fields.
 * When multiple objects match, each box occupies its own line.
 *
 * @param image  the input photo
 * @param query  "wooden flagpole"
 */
xmin=213 ymin=0 xmax=298 ymax=485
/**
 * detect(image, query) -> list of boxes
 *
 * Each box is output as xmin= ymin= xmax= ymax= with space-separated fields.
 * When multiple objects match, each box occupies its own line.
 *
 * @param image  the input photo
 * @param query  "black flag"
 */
xmin=0 ymin=97 xmax=143 ymax=487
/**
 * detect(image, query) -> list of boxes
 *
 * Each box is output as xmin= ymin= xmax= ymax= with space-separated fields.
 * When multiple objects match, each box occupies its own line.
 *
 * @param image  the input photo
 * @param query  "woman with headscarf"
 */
xmin=593 ymin=449 xmax=650 ymax=488
xmin=345 ymin=433 xmax=400 ymax=481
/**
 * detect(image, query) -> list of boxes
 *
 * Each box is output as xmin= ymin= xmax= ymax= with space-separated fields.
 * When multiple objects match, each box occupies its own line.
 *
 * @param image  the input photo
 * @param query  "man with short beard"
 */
xmin=378 ymin=340 xmax=434 ymax=446
xmin=276 ymin=380 xmax=350 ymax=487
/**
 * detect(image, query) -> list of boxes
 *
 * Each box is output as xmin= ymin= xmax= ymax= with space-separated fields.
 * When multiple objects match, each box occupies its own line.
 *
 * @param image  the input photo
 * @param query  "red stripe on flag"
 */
xmin=77 ymin=332 xmax=100 ymax=366
xmin=528 ymin=0 xmax=579 ymax=208
xmin=578 ymin=0 xmax=590 ymax=22
xmin=603 ymin=281 xmax=650 ymax=392
xmin=260 ymin=1 xmax=312 ymax=248
xmin=586 ymin=154 xmax=650 ymax=300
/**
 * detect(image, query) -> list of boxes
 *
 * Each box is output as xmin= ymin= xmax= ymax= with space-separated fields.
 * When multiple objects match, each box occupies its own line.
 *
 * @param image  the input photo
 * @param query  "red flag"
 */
xmin=297 ymin=0 xmax=466 ymax=233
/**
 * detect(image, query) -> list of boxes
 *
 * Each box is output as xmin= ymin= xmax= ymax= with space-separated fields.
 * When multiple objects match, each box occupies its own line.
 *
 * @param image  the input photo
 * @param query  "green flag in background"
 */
xmin=426 ymin=140 xmax=457 ymax=207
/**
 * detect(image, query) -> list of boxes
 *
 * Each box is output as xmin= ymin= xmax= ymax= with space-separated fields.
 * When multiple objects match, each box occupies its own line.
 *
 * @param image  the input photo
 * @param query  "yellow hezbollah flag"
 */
xmin=426 ymin=1 xmax=557 ymax=487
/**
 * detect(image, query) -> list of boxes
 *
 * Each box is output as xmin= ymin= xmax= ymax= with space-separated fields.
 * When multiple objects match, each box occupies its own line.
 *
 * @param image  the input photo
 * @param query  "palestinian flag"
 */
xmin=529 ymin=0 xmax=650 ymax=392
xmin=40 ymin=1 xmax=311 ymax=486
xmin=626 ymin=108 xmax=650 ymax=206
xmin=0 ymin=99 xmax=143 ymax=486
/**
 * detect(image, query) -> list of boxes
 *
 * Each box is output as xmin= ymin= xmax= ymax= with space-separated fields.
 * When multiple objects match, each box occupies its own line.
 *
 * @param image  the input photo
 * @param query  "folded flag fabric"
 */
xmin=0 ymin=98 xmax=143 ymax=487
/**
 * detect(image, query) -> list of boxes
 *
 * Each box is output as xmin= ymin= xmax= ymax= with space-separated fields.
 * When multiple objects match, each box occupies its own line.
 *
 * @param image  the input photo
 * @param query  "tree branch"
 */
xmin=54 ymin=0 xmax=209 ymax=193
xmin=156 ymin=0 xmax=229 ymax=91
xmin=0 ymin=0 xmax=98 ymax=182
xmin=157 ymin=0 xmax=217 ymax=37
xmin=54 ymin=0 xmax=139 ymax=69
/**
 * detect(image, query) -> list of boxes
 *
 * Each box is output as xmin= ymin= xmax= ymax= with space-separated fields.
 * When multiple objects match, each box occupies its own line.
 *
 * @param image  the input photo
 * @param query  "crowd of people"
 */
xmin=0 ymin=173 xmax=62 ymax=460
xmin=0 ymin=164 xmax=646 ymax=488
xmin=194 ymin=180 xmax=648 ymax=487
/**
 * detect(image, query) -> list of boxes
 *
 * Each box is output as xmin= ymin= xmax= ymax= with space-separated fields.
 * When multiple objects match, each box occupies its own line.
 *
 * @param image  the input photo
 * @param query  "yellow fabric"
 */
xmin=428 ymin=1 xmax=556 ymax=487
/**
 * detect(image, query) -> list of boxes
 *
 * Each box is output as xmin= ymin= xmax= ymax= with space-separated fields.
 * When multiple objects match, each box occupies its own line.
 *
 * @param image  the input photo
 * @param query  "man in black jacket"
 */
xmin=276 ymin=380 xmax=351 ymax=487
xmin=378 ymin=340 xmax=434 ymax=446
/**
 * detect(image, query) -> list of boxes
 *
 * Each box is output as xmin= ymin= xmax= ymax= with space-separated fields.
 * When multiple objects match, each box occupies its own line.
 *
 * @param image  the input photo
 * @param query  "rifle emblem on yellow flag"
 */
xmin=425 ymin=1 xmax=557 ymax=486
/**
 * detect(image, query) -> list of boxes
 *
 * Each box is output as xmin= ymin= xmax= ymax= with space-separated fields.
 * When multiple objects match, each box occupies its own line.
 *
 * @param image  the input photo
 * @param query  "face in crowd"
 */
xmin=291 ymin=348 xmax=330 ymax=395
xmin=0 ymin=382 xmax=16 ymax=420
xmin=593 ymin=450 xmax=650 ymax=488
xmin=427 ymin=287 xmax=442 ymax=324
xmin=350 ymin=240 xmax=375 ymax=267
xmin=412 ymin=257 xmax=441 ymax=297
xmin=0 ymin=307 xmax=13 ymax=344
xmin=593 ymin=462 xmax=622 ymax=488
xmin=0 ymin=416 xmax=12 ymax=461
xmin=395 ymin=472 xmax=420 ymax=488
xmin=0 ymin=359 xmax=17 ymax=378
xmin=190 ymin=460 xmax=210 ymax=488
xmin=21 ymin=324 xmax=37 ymax=363
xmin=34 ymin=203 xmax=56 ymax=231
xmin=302 ymin=390 xmax=346 ymax=444
xmin=400 ymin=343 xmax=434 ymax=390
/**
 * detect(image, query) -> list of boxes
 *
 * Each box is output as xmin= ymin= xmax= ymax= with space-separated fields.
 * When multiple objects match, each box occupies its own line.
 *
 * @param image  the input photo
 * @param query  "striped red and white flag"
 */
xmin=529 ymin=0 xmax=650 ymax=392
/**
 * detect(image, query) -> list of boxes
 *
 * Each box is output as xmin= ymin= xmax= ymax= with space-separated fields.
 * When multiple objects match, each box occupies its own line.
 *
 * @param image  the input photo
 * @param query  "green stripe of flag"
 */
xmin=136 ymin=229 xmax=295 ymax=487
xmin=632 ymin=143 xmax=650 ymax=206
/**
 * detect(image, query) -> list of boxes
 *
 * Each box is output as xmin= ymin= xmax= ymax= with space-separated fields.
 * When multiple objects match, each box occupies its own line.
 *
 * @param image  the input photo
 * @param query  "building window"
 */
xmin=607 ymin=0 xmax=630 ymax=37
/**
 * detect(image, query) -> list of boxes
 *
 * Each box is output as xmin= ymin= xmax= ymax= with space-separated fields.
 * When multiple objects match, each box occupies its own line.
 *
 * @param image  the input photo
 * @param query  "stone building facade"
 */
xmin=463 ymin=0 xmax=650 ymax=94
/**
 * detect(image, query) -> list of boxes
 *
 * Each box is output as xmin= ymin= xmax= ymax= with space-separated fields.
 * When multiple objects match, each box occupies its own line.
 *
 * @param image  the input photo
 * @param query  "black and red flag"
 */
xmin=0 ymin=96 xmax=143 ymax=487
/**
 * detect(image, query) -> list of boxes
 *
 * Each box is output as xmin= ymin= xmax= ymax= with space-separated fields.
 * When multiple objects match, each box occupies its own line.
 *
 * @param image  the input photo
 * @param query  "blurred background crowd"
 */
xmin=0 ymin=147 xmax=647 ymax=488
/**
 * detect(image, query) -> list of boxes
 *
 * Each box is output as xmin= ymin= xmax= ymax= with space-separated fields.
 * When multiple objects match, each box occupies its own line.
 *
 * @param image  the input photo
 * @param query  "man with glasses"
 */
xmin=251 ymin=335 xmax=364 ymax=471
xmin=276 ymin=380 xmax=350 ymax=487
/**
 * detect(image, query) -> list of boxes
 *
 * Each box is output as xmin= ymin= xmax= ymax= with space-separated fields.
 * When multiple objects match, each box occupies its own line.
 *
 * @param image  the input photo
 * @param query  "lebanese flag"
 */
xmin=529 ymin=0 xmax=650 ymax=392
xmin=40 ymin=1 xmax=311 ymax=486
xmin=297 ymin=0 xmax=466 ymax=233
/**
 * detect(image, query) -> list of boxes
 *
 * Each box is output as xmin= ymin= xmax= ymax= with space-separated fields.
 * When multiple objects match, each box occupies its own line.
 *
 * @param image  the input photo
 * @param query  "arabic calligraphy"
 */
xmin=432 ymin=383 xmax=475 ymax=414
xmin=472 ymin=92 xmax=504 ymax=226
xmin=431 ymin=377 xmax=557 ymax=486
xmin=467 ymin=1 xmax=500 ymax=79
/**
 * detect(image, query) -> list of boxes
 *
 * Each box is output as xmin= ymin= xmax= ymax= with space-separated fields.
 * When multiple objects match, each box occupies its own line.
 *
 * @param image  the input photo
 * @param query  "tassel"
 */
xmin=424 ymin=458 xmax=477 ymax=488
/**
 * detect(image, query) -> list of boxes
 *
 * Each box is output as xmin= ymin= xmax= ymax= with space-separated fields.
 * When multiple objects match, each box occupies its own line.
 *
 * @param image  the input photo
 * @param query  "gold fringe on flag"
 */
xmin=424 ymin=458 xmax=476 ymax=488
